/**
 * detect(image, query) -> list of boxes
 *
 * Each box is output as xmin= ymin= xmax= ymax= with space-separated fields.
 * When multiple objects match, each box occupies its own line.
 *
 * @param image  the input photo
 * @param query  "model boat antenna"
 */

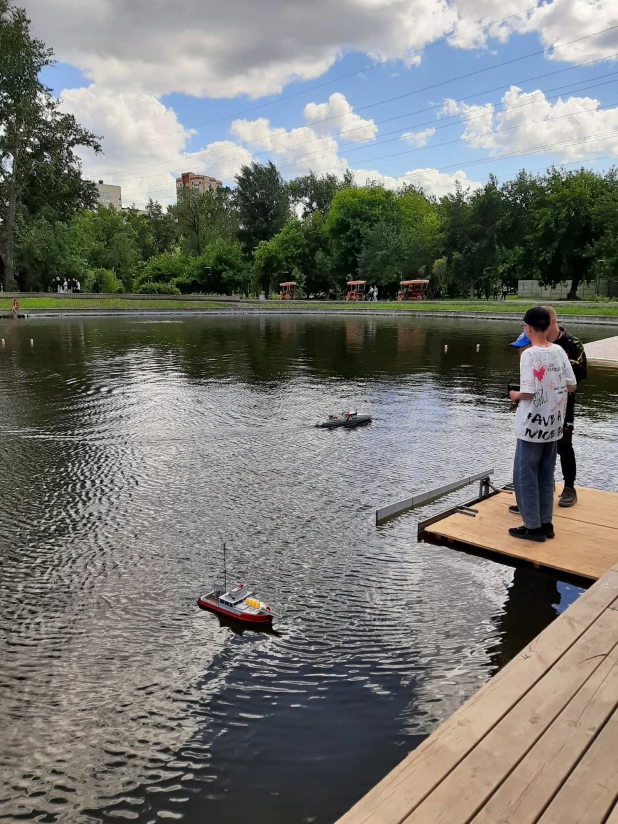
xmin=223 ymin=542 xmax=227 ymax=593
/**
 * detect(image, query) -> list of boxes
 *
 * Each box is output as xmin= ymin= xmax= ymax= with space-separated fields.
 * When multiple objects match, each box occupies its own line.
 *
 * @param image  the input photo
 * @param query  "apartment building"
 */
xmin=95 ymin=181 xmax=122 ymax=210
xmin=176 ymin=172 xmax=222 ymax=198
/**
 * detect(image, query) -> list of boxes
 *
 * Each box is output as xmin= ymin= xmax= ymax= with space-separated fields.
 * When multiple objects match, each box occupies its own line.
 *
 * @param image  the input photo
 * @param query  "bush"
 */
xmin=173 ymin=276 xmax=204 ymax=295
xmin=134 ymin=252 xmax=187 ymax=287
xmin=135 ymin=282 xmax=181 ymax=295
xmin=85 ymin=268 xmax=124 ymax=293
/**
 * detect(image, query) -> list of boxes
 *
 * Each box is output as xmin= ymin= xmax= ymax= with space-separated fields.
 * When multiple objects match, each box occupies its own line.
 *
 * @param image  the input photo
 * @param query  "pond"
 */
xmin=1 ymin=315 xmax=617 ymax=824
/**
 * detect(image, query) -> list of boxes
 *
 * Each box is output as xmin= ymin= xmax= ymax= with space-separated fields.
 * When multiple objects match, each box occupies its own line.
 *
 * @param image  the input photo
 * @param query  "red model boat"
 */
xmin=197 ymin=544 xmax=274 ymax=625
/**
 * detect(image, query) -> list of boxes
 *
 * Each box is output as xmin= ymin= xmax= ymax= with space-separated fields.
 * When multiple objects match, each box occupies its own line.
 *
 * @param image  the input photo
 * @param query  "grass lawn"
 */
xmin=2 ymin=296 xmax=618 ymax=317
xmin=0 ymin=298 xmax=227 ymax=310
xmin=249 ymin=300 xmax=618 ymax=316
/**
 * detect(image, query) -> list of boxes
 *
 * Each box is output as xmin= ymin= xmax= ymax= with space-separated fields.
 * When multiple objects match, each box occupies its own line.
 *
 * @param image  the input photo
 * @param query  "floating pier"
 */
xmin=337 ymin=563 xmax=618 ymax=824
xmin=418 ymin=485 xmax=618 ymax=582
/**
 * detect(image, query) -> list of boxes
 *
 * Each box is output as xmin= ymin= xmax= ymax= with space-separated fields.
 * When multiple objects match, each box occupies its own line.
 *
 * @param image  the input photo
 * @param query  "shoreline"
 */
xmin=7 ymin=308 xmax=618 ymax=326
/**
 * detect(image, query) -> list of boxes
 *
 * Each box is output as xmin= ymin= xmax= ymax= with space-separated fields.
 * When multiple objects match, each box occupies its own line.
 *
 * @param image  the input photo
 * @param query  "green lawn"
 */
xmin=245 ymin=300 xmax=618 ymax=316
xmin=0 ymin=298 xmax=227 ymax=310
xmin=3 ymin=296 xmax=618 ymax=317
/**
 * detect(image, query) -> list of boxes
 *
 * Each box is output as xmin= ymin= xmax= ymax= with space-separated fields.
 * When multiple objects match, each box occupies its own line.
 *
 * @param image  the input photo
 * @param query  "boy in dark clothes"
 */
xmin=543 ymin=306 xmax=587 ymax=508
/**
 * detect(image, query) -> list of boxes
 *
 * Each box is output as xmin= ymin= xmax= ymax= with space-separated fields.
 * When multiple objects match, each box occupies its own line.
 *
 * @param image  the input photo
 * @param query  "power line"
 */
xmin=119 ymin=128 xmax=618 ymax=203
xmin=102 ymin=22 xmax=618 ymax=182
xmin=103 ymin=3 xmax=541 ymax=154
xmin=116 ymin=71 xmax=618 ymax=191
xmin=120 ymin=101 xmax=618 ymax=199
xmin=108 ymin=60 xmax=618 ymax=185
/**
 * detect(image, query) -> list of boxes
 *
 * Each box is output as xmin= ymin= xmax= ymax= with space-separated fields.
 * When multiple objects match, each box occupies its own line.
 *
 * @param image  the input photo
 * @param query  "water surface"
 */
xmin=1 ymin=315 xmax=617 ymax=824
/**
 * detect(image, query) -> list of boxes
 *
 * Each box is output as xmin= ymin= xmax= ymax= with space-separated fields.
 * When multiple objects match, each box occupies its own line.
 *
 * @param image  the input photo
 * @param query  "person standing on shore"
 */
xmin=508 ymin=307 xmax=577 ymax=542
xmin=501 ymin=284 xmax=508 ymax=301
xmin=542 ymin=306 xmax=587 ymax=508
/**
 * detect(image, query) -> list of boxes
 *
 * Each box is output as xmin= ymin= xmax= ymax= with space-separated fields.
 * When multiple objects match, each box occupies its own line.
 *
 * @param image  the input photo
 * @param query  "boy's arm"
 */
xmin=510 ymin=351 xmax=534 ymax=401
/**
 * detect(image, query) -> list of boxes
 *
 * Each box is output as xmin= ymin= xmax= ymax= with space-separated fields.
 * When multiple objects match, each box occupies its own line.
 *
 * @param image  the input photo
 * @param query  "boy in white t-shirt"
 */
xmin=508 ymin=307 xmax=577 ymax=542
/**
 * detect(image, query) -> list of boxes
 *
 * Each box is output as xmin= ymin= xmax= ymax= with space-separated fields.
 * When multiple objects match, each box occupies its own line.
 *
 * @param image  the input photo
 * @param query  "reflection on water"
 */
xmin=0 ymin=315 xmax=616 ymax=824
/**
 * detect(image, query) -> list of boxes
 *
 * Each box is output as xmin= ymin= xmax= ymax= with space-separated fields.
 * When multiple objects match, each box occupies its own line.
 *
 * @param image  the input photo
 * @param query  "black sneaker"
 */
xmin=559 ymin=487 xmax=577 ymax=508
xmin=509 ymin=505 xmax=520 ymax=515
xmin=508 ymin=526 xmax=546 ymax=543
xmin=542 ymin=523 xmax=555 ymax=539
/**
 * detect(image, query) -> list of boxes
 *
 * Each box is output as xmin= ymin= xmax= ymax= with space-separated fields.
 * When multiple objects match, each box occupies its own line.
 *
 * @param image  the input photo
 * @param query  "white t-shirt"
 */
xmin=514 ymin=344 xmax=576 ymax=442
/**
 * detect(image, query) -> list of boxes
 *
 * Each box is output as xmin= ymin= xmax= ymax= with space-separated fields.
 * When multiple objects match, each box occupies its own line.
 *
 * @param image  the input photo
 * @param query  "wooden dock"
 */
xmin=337 ymin=563 xmax=618 ymax=824
xmin=418 ymin=486 xmax=618 ymax=582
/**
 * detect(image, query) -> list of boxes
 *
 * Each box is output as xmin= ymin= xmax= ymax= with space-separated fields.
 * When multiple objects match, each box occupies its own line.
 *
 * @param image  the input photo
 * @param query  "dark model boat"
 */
xmin=197 ymin=544 xmax=274 ymax=625
xmin=316 ymin=411 xmax=372 ymax=429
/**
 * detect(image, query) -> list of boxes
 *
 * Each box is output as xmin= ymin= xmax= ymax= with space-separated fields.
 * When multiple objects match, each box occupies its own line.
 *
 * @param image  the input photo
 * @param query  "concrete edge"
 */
xmin=14 ymin=309 xmax=618 ymax=326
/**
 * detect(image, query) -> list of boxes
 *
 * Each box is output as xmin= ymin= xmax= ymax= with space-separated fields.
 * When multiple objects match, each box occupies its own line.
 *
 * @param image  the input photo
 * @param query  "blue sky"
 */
xmin=30 ymin=0 xmax=618 ymax=207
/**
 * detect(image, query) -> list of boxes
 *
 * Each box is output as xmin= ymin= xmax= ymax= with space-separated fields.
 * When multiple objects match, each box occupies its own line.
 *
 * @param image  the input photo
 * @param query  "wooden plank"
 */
xmin=551 ymin=487 xmax=618 ymax=531
xmin=538 ymin=707 xmax=618 ymax=824
xmin=605 ymin=804 xmax=618 ymax=824
xmin=401 ymin=608 xmax=618 ymax=824
xmin=425 ymin=491 xmax=618 ymax=581
xmin=335 ymin=567 xmax=618 ymax=824
xmin=471 ymin=630 xmax=618 ymax=824
xmin=375 ymin=469 xmax=494 ymax=523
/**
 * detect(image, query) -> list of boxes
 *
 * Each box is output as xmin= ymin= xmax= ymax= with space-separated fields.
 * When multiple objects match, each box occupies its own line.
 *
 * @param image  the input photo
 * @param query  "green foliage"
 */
xmin=134 ymin=251 xmax=187 ymax=287
xmin=235 ymin=161 xmax=291 ymax=258
xmin=173 ymin=187 xmax=238 ymax=257
xmin=135 ymin=281 xmax=181 ymax=295
xmin=326 ymin=186 xmax=394 ymax=286
xmin=197 ymin=237 xmax=248 ymax=295
xmin=85 ymin=268 xmax=124 ymax=294
xmin=16 ymin=215 xmax=88 ymax=289
xmin=289 ymin=171 xmax=351 ymax=218
xmin=527 ymin=167 xmax=609 ymax=297
xmin=0 ymin=0 xmax=100 ymax=289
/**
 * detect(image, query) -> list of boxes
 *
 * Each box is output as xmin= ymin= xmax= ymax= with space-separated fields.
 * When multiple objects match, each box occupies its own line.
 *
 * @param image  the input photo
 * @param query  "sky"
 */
xmin=22 ymin=0 xmax=618 ymax=209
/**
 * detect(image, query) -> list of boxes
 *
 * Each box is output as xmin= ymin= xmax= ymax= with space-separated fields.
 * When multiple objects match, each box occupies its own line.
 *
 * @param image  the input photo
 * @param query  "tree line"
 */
xmin=2 ymin=0 xmax=617 ymax=299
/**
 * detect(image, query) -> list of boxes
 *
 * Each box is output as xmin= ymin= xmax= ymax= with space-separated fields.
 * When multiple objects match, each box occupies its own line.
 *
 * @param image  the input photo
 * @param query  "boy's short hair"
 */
xmin=541 ymin=305 xmax=557 ymax=320
xmin=523 ymin=306 xmax=550 ymax=332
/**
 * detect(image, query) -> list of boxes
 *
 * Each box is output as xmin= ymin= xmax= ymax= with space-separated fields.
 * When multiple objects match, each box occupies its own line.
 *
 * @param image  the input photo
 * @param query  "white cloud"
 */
xmin=21 ymin=0 xmax=618 ymax=102
xmin=57 ymin=85 xmax=484 ymax=206
xmin=522 ymin=0 xmax=618 ymax=65
xmin=401 ymin=127 xmax=436 ymax=147
xmin=23 ymin=0 xmax=460 ymax=99
xmin=59 ymin=86 xmax=252 ymax=208
xmin=230 ymin=117 xmax=347 ymax=175
xmin=303 ymin=93 xmax=378 ymax=143
xmin=442 ymin=0 xmax=618 ymax=66
xmin=352 ymin=167 xmax=483 ymax=195
xmin=444 ymin=85 xmax=618 ymax=160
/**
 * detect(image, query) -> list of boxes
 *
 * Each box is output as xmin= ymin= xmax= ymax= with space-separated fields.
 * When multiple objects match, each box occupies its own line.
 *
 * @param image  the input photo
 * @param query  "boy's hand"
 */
xmin=509 ymin=390 xmax=520 ymax=402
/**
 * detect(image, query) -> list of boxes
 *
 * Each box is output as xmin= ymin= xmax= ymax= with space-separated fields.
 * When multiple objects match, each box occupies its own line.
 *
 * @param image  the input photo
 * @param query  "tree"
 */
xmin=289 ymin=171 xmax=350 ymax=218
xmin=72 ymin=207 xmax=140 ymax=291
xmin=174 ymin=186 xmax=237 ymax=257
xmin=145 ymin=199 xmax=177 ymax=255
xmin=234 ymin=161 xmax=291 ymax=259
xmin=429 ymin=257 xmax=448 ymax=298
xmin=527 ymin=167 xmax=606 ymax=298
xmin=589 ymin=169 xmax=618 ymax=293
xmin=16 ymin=215 xmax=88 ymax=289
xmin=253 ymin=219 xmax=308 ymax=296
xmin=0 ymin=0 xmax=100 ymax=290
xmin=325 ymin=186 xmax=394 ymax=286
xmin=134 ymin=251 xmax=187 ymax=289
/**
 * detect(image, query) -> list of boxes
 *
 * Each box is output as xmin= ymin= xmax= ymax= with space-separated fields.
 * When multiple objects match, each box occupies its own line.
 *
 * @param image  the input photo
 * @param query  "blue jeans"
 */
xmin=513 ymin=439 xmax=557 ymax=529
